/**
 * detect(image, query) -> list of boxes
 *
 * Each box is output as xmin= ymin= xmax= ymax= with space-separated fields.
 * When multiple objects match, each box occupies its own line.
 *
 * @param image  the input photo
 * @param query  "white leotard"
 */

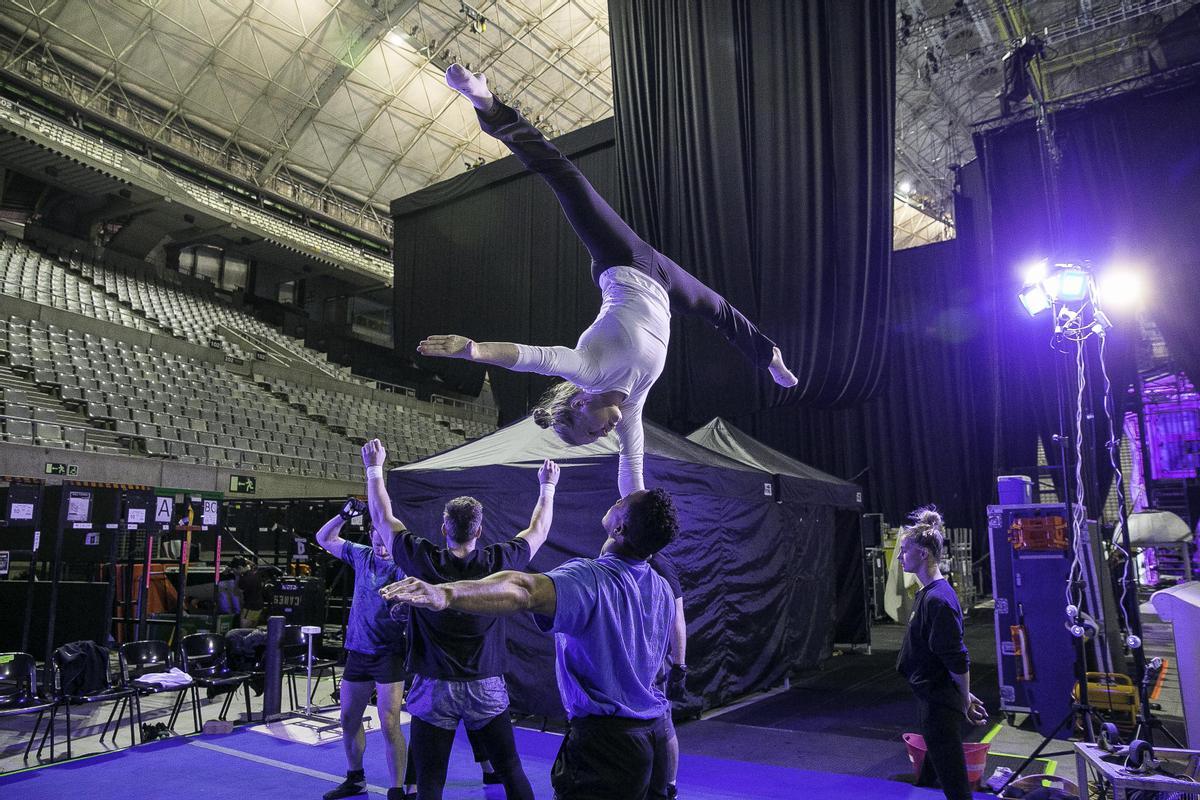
xmin=513 ymin=266 xmax=671 ymax=497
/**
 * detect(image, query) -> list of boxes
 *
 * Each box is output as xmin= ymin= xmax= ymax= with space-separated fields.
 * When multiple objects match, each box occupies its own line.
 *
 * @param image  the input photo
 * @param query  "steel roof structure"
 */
xmin=0 ymin=0 xmax=1195 ymax=257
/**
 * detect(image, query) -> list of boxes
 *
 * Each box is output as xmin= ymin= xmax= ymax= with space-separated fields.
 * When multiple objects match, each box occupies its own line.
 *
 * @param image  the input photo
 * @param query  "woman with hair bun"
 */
xmin=896 ymin=505 xmax=987 ymax=800
xmin=417 ymin=65 xmax=797 ymax=498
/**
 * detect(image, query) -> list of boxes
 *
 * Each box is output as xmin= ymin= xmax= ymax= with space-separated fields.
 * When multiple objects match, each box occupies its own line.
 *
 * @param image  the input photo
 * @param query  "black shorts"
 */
xmin=342 ymin=650 xmax=406 ymax=685
xmin=551 ymin=714 xmax=673 ymax=800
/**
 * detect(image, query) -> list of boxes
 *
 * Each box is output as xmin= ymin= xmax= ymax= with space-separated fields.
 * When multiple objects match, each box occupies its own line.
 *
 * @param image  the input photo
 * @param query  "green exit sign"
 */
xmin=229 ymin=475 xmax=257 ymax=494
xmin=45 ymin=462 xmax=78 ymax=476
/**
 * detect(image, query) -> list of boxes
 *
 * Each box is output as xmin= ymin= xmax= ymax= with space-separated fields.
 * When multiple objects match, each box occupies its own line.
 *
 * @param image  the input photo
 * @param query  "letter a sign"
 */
xmin=155 ymin=496 xmax=174 ymax=524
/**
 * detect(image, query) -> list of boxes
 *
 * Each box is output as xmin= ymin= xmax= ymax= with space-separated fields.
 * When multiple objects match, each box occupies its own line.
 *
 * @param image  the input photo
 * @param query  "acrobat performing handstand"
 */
xmin=418 ymin=65 xmax=798 ymax=497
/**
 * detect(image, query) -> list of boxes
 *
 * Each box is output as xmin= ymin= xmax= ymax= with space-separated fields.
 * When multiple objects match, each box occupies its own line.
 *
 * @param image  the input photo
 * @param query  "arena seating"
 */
xmin=71 ymin=255 xmax=355 ymax=380
xmin=0 ymin=236 xmax=496 ymax=479
xmin=0 ymin=238 xmax=157 ymax=333
xmin=255 ymin=376 xmax=492 ymax=463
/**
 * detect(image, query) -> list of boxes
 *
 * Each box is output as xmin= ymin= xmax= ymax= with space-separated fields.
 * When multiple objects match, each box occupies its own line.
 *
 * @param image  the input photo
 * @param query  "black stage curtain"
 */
xmin=728 ymin=237 xmax=998 ymax=540
xmin=608 ymin=0 xmax=896 ymax=421
xmin=972 ymin=76 xmax=1200 ymax=510
xmin=830 ymin=508 xmax=870 ymax=644
xmin=392 ymin=122 xmax=621 ymax=422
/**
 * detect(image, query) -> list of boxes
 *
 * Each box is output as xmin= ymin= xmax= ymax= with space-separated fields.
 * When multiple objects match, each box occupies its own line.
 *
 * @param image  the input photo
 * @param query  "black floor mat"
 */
xmin=716 ymin=617 xmax=1000 ymax=744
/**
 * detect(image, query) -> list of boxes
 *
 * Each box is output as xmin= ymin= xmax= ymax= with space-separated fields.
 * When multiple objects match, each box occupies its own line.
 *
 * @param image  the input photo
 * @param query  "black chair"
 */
xmin=32 ymin=644 xmax=137 ymax=760
xmin=180 ymin=633 xmax=252 ymax=727
xmin=117 ymin=640 xmax=198 ymax=740
xmin=280 ymin=625 xmax=339 ymax=711
xmin=0 ymin=652 xmax=55 ymax=761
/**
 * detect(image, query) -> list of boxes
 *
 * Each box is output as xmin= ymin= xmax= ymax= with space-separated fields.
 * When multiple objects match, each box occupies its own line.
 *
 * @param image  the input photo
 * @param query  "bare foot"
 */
xmin=768 ymin=346 xmax=798 ymax=388
xmin=445 ymin=64 xmax=493 ymax=112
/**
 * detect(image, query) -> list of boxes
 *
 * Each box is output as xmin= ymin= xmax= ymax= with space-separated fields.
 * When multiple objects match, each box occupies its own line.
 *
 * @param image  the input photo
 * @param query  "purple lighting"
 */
xmin=1056 ymin=268 xmax=1089 ymax=301
xmin=1019 ymin=283 xmax=1051 ymax=316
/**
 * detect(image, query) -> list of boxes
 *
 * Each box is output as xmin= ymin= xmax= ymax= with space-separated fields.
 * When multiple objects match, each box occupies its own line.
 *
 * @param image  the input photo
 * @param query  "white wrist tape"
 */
xmin=539 ymin=483 xmax=556 ymax=498
xmin=366 ymin=466 xmax=384 ymax=481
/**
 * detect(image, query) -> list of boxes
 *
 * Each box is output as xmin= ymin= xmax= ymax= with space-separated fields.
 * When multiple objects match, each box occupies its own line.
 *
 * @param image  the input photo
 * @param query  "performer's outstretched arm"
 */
xmin=417 ymin=334 xmax=518 ymax=368
xmin=361 ymin=439 xmax=411 ymax=536
xmin=380 ymin=571 xmax=557 ymax=618
xmin=418 ymin=334 xmax=592 ymax=384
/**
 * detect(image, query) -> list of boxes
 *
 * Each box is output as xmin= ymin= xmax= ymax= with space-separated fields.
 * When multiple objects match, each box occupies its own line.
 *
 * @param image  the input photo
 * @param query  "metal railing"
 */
xmin=0 ymin=411 xmax=379 ymax=477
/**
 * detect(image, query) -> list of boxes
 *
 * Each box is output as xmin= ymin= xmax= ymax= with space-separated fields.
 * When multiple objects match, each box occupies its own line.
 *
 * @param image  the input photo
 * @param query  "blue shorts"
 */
xmin=404 ymin=674 xmax=509 ymax=731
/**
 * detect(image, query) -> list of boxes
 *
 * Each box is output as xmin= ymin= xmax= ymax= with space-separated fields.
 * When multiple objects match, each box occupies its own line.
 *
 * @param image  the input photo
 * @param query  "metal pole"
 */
xmin=305 ymin=631 xmax=314 ymax=716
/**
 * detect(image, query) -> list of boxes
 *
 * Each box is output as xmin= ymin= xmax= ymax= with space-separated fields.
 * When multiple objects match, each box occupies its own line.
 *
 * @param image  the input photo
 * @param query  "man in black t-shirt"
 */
xmin=362 ymin=438 xmax=558 ymax=800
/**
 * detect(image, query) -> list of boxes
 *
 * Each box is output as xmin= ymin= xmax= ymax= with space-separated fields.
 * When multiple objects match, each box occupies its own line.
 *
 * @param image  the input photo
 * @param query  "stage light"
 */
xmin=1019 ymin=283 xmax=1051 ymax=316
xmin=898 ymin=179 xmax=913 ymax=195
xmin=1021 ymin=258 xmax=1050 ymax=286
xmin=1056 ymin=268 xmax=1089 ymax=302
xmin=1098 ymin=270 xmax=1144 ymax=310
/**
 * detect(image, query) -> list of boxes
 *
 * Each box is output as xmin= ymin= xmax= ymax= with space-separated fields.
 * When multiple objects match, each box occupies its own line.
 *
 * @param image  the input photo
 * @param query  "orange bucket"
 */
xmin=902 ymin=733 xmax=991 ymax=787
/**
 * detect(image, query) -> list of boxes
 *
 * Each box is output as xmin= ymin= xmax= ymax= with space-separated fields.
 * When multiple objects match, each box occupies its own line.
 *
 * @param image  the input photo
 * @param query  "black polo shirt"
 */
xmin=390 ymin=530 xmax=531 ymax=681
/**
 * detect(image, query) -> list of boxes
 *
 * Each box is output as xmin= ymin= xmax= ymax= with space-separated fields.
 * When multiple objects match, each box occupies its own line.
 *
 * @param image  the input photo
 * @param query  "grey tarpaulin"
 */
xmin=688 ymin=418 xmax=869 ymax=646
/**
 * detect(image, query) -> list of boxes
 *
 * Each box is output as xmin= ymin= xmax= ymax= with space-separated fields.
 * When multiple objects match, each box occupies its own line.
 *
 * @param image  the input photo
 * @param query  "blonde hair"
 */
xmin=901 ymin=505 xmax=946 ymax=561
xmin=532 ymin=381 xmax=583 ymax=442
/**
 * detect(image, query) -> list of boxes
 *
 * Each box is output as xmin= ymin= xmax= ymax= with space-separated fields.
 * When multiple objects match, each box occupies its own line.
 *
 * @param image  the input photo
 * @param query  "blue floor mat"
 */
xmin=1 ymin=723 xmax=989 ymax=799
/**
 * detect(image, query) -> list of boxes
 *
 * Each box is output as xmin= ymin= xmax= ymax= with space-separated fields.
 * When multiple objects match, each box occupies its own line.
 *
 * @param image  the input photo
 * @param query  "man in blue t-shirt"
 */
xmin=363 ymin=438 xmax=558 ymax=800
xmin=381 ymin=486 xmax=680 ymax=800
xmin=314 ymin=498 xmax=408 ymax=800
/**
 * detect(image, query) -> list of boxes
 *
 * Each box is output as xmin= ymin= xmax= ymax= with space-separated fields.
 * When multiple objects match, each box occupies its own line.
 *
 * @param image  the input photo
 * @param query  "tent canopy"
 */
xmin=385 ymin=416 xmax=839 ymax=718
xmin=687 ymin=417 xmax=863 ymax=508
xmin=397 ymin=416 xmax=773 ymax=503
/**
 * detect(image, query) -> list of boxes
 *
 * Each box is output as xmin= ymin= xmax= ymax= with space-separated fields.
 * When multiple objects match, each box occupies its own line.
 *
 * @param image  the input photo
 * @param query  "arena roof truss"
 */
xmin=0 ymin=0 xmax=1196 ymax=257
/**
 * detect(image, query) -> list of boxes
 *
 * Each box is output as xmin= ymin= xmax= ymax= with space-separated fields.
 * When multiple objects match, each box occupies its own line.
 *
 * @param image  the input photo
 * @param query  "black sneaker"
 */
xmin=482 ymin=770 xmax=503 ymax=785
xmin=323 ymin=771 xmax=366 ymax=800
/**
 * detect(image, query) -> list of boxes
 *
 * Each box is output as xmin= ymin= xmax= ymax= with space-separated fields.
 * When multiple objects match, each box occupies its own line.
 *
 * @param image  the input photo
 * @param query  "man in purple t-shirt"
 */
xmin=381 ymin=487 xmax=680 ymax=800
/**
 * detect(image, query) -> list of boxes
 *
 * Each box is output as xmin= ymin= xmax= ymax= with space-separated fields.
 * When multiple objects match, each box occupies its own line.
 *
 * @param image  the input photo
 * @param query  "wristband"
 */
xmin=366 ymin=466 xmax=384 ymax=481
xmin=539 ymin=483 xmax=556 ymax=498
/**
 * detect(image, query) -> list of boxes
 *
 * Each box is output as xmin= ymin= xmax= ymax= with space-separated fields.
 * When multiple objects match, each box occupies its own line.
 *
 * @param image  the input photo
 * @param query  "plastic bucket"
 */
xmin=902 ymin=732 xmax=927 ymax=778
xmin=902 ymin=733 xmax=991 ymax=788
xmin=964 ymin=742 xmax=991 ymax=786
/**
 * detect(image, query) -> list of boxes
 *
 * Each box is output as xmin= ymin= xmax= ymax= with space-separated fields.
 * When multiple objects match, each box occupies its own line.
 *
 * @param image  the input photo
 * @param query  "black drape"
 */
xmin=830 ymin=509 xmax=870 ymax=644
xmin=972 ymin=76 xmax=1200 ymax=510
xmin=392 ymin=122 xmax=620 ymax=421
xmin=728 ymin=236 xmax=998 ymax=538
xmin=608 ymin=0 xmax=895 ymax=420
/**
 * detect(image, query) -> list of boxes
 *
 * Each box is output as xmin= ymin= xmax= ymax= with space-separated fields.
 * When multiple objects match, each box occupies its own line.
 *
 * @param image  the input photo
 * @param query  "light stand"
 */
xmin=1002 ymin=262 xmax=1170 ymax=792
xmin=995 ymin=296 xmax=1102 ymax=794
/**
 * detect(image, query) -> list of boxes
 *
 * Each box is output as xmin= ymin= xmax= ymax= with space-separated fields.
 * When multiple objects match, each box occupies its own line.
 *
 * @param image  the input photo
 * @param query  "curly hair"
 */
xmin=443 ymin=496 xmax=483 ymax=544
xmin=622 ymin=488 xmax=680 ymax=558
xmin=900 ymin=504 xmax=945 ymax=561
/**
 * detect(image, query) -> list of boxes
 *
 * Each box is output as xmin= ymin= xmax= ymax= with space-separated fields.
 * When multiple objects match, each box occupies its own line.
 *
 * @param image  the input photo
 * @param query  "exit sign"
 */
xmin=45 ymin=462 xmax=78 ymax=476
xmin=229 ymin=475 xmax=257 ymax=494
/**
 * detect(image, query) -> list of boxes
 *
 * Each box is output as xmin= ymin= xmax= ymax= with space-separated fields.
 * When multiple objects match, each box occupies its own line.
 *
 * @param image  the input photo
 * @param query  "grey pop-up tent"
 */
xmin=385 ymin=416 xmax=842 ymax=718
xmin=687 ymin=417 xmax=869 ymax=646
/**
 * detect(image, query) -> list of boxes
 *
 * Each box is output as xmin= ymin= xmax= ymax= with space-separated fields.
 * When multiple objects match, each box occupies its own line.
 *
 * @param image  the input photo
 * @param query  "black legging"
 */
xmin=478 ymin=99 xmax=777 ymax=370
xmin=917 ymin=699 xmax=972 ymax=800
xmin=402 ymin=724 xmax=491 ymax=786
xmin=408 ymin=713 xmax=534 ymax=800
